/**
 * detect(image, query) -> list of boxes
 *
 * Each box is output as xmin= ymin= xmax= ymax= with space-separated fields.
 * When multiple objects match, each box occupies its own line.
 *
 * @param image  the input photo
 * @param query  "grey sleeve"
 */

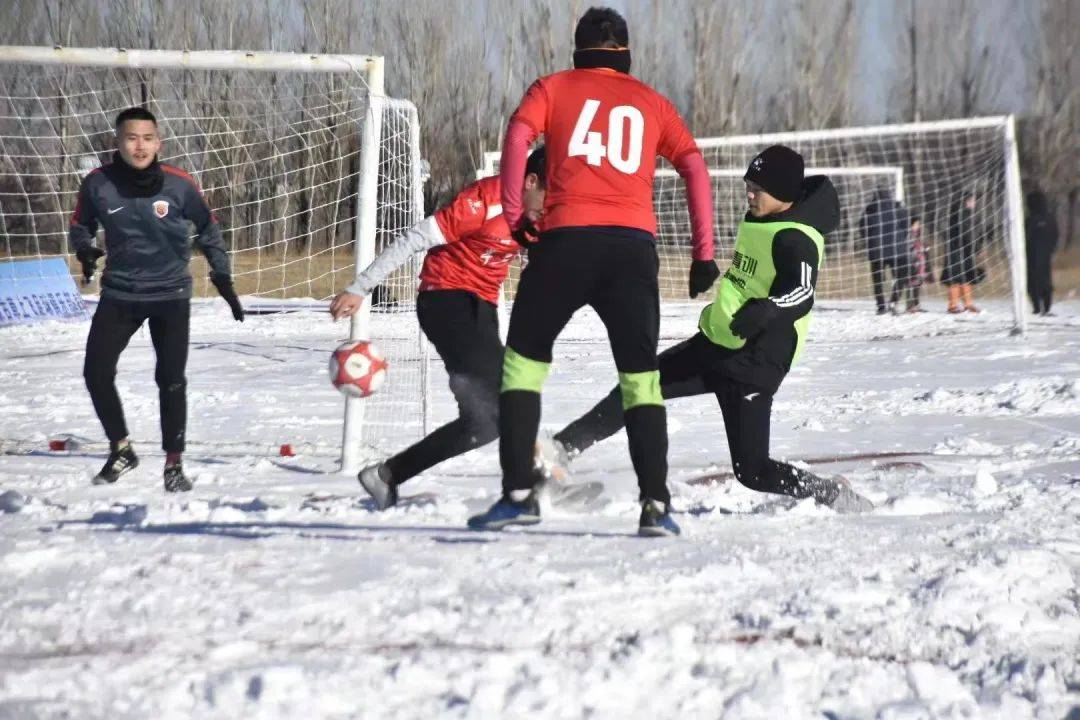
xmin=344 ymin=215 xmax=446 ymax=296
xmin=68 ymin=177 xmax=98 ymax=253
xmin=185 ymin=182 xmax=231 ymax=278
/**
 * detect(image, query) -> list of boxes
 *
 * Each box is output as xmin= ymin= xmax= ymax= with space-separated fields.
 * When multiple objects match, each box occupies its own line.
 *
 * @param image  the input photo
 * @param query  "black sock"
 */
xmin=499 ymin=390 xmax=542 ymax=493
xmin=625 ymin=405 xmax=669 ymax=504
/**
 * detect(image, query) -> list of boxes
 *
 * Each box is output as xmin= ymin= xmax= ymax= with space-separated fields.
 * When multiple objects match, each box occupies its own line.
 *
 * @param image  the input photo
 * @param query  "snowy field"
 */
xmin=1 ymin=299 xmax=1078 ymax=719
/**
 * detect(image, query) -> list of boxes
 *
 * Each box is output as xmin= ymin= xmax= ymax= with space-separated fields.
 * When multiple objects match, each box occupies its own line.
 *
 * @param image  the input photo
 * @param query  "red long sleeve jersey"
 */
xmin=511 ymin=68 xmax=699 ymax=235
xmin=418 ymin=176 xmax=516 ymax=304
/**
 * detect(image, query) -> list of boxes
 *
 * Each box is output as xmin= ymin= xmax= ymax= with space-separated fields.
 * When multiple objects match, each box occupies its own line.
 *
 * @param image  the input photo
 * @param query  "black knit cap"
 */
xmin=744 ymin=145 xmax=804 ymax=202
xmin=575 ymin=7 xmax=629 ymax=49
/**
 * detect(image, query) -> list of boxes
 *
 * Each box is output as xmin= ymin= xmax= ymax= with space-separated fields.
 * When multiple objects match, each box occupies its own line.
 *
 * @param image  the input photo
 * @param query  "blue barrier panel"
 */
xmin=0 ymin=257 xmax=89 ymax=327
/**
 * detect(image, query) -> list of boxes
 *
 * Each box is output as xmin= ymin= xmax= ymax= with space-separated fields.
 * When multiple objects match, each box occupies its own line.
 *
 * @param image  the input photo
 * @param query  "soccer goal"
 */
xmin=481 ymin=116 xmax=1027 ymax=332
xmin=0 ymin=46 xmax=429 ymax=469
xmin=655 ymin=117 xmax=1028 ymax=330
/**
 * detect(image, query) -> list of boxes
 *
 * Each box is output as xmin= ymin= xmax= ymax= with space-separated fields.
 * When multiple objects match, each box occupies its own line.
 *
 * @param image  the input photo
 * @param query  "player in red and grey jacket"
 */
xmin=329 ymin=148 xmax=547 ymax=509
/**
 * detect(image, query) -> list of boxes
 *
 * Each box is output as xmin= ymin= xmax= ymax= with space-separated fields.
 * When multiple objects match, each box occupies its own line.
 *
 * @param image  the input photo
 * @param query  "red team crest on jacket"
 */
xmin=153 ymin=200 xmax=169 ymax=218
xmin=419 ymin=176 xmax=517 ymax=304
xmin=509 ymin=67 xmax=700 ymax=235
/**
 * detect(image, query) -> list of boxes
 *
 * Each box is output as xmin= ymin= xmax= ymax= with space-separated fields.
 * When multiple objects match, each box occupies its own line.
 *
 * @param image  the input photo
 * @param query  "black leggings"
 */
xmin=83 ymin=296 xmax=190 ymax=452
xmin=1027 ymin=263 xmax=1052 ymax=314
xmin=869 ymin=257 xmax=907 ymax=312
xmin=555 ymin=333 xmax=839 ymax=503
xmin=385 ymin=290 xmax=503 ymax=483
xmin=501 ymin=228 xmax=668 ymax=502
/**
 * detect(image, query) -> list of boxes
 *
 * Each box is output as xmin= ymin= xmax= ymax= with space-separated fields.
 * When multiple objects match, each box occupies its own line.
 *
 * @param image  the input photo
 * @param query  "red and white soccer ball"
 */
xmin=329 ymin=340 xmax=388 ymax=397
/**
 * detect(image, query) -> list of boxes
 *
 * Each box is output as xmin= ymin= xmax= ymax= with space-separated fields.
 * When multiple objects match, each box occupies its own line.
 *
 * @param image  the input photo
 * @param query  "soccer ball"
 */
xmin=329 ymin=340 xmax=388 ymax=397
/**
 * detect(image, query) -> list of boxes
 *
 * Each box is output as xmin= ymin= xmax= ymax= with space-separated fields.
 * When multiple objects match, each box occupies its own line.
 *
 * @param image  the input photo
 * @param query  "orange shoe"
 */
xmin=946 ymin=284 xmax=962 ymax=313
xmin=960 ymin=284 xmax=978 ymax=313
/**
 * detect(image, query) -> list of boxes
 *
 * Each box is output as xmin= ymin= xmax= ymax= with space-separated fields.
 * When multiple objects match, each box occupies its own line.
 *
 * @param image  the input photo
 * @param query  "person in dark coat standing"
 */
xmin=859 ymin=191 xmax=910 ymax=314
xmin=1025 ymin=190 xmax=1058 ymax=316
xmin=941 ymin=192 xmax=982 ymax=313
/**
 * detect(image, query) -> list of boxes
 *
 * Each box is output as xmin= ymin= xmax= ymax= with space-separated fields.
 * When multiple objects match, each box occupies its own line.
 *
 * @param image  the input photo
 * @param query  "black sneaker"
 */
xmin=638 ymin=498 xmax=680 ymax=537
xmin=92 ymin=443 xmax=139 ymax=485
xmin=163 ymin=462 xmax=192 ymax=493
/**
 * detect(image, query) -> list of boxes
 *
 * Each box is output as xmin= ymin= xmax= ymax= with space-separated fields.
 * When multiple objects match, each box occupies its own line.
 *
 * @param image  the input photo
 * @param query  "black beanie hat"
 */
xmin=575 ymin=7 xmax=629 ymax=49
xmin=744 ymin=145 xmax=804 ymax=202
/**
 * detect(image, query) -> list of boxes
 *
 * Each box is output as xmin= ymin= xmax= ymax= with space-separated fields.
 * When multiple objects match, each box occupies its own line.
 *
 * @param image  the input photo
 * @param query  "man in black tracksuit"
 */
xmin=539 ymin=146 xmax=872 ymax=512
xmin=70 ymin=107 xmax=244 ymax=492
xmin=1025 ymin=190 xmax=1058 ymax=316
xmin=860 ymin=191 xmax=911 ymax=314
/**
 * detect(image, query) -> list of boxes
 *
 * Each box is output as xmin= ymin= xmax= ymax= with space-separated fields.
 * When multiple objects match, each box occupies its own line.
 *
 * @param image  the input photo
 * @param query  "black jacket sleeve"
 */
xmin=184 ymin=181 xmax=231 ymax=278
xmin=767 ymin=228 xmax=820 ymax=324
xmin=68 ymin=176 xmax=99 ymax=253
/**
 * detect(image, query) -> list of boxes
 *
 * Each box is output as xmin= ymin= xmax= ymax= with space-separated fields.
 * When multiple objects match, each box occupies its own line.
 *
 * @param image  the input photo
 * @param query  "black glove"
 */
xmin=688 ymin=259 xmax=721 ymax=298
xmin=76 ymin=247 xmax=105 ymax=283
xmin=729 ymin=298 xmax=778 ymax=340
xmin=211 ymin=274 xmax=244 ymax=322
xmin=511 ymin=220 xmax=540 ymax=248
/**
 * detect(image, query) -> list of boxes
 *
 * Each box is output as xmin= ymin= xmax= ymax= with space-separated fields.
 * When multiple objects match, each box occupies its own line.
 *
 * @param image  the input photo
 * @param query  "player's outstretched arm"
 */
xmin=69 ymin=176 xmax=104 ymax=283
xmin=331 ymin=214 xmax=453 ymax=320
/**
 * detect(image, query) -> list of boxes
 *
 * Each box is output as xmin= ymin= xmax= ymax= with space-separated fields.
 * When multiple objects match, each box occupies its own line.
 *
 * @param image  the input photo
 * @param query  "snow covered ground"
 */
xmin=1 ymin=299 xmax=1078 ymax=719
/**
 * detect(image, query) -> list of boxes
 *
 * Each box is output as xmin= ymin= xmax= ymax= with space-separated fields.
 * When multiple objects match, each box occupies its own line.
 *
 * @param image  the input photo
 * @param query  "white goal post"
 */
xmin=0 ymin=46 xmax=429 ymax=469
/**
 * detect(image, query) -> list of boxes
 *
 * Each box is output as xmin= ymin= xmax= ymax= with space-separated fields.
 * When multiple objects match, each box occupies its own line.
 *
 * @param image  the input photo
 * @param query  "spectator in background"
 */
xmin=905 ymin=216 xmax=932 ymax=312
xmin=942 ymin=192 xmax=982 ymax=313
xmin=1025 ymin=190 xmax=1058 ymax=316
xmin=859 ymin=190 xmax=910 ymax=314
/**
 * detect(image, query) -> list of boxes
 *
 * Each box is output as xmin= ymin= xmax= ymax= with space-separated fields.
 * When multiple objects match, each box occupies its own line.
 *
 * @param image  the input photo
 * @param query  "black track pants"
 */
xmin=869 ymin=257 xmax=906 ymax=312
xmin=83 ymin=296 xmax=190 ymax=452
xmin=1027 ymin=271 xmax=1052 ymax=315
xmin=385 ymin=290 xmax=503 ymax=483
xmin=555 ymin=333 xmax=838 ymax=503
xmin=500 ymin=228 xmax=669 ymax=503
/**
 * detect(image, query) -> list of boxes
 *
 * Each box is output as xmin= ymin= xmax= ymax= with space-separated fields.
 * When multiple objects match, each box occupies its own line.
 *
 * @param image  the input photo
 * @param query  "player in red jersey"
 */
xmin=330 ymin=149 xmax=546 ymax=509
xmin=467 ymin=7 xmax=718 ymax=536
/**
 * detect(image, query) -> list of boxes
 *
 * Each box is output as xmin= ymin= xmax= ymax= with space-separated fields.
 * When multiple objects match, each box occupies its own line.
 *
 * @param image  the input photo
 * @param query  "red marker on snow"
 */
xmin=279 ymin=444 xmax=295 ymax=457
xmin=48 ymin=439 xmax=67 ymax=452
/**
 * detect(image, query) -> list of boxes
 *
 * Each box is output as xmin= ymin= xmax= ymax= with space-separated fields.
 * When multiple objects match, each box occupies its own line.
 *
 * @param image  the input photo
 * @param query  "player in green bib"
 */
xmin=539 ymin=145 xmax=872 ymax=512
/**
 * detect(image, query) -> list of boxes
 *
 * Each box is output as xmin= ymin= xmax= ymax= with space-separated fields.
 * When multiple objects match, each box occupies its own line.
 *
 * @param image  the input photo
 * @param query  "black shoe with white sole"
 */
xmin=92 ymin=444 xmax=139 ymax=485
xmin=163 ymin=462 xmax=192 ymax=493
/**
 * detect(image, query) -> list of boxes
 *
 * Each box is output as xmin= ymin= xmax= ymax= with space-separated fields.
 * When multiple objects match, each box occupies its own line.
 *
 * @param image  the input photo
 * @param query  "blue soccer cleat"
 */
xmin=638 ymin=498 xmax=680 ymax=537
xmin=467 ymin=491 xmax=541 ymax=531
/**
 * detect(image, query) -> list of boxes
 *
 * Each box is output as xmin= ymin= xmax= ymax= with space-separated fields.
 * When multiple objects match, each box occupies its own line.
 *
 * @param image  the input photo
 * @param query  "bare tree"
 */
xmin=785 ymin=0 xmax=857 ymax=130
xmin=914 ymin=0 xmax=1000 ymax=121
xmin=1023 ymin=0 xmax=1080 ymax=248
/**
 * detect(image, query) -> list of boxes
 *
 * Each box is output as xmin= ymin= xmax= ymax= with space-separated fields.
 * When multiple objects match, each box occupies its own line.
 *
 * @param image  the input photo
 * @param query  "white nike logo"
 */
xmin=107 ymin=206 xmax=124 ymax=214
xmin=744 ymin=392 xmax=760 ymax=401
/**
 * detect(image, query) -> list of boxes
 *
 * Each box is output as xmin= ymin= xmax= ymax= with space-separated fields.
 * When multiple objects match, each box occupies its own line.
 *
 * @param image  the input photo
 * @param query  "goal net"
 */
xmin=481 ymin=117 xmax=1027 ymax=331
xmin=0 ymin=47 xmax=429 ymax=466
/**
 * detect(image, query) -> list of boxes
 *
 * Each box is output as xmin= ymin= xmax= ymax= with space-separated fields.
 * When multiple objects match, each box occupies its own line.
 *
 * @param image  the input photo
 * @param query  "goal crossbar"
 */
xmin=695 ymin=116 xmax=1010 ymax=147
xmin=0 ymin=45 xmax=380 ymax=75
xmin=657 ymin=166 xmax=905 ymax=202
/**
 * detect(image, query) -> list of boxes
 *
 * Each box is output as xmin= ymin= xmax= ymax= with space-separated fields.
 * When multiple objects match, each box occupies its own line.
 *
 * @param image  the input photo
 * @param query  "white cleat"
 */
xmin=534 ymin=434 xmax=572 ymax=485
xmin=827 ymin=476 xmax=874 ymax=513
